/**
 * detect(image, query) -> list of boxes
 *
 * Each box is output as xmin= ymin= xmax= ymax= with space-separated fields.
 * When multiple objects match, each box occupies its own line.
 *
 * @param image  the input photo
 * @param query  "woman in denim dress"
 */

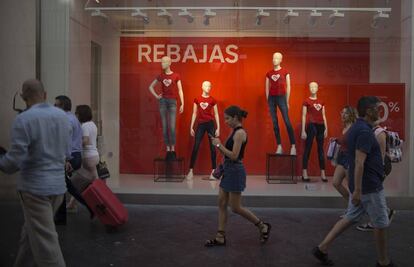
xmin=205 ymin=106 xmax=271 ymax=247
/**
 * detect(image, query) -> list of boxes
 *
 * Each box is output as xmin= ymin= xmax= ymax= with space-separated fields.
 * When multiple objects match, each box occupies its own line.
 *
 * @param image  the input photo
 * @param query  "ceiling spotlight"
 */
xmin=157 ymin=9 xmax=173 ymax=25
xmin=371 ymin=11 xmax=389 ymax=28
xmin=282 ymin=9 xmax=299 ymax=24
xmin=308 ymin=10 xmax=322 ymax=26
xmin=91 ymin=9 xmax=108 ymax=19
xmin=328 ymin=10 xmax=344 ymax=27
xmin=203 ymin=9 xmax=216 ymax=26
xmin=131 ymin=9 xmax=149 ymax=24
xmin=255 ymin=9 xmax=270 ymax=26
xmin=178 ymin=9 xmax=194 ymax=23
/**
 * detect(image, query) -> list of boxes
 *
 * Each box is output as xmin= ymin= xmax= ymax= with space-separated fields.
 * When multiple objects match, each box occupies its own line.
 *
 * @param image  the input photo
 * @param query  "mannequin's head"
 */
xmin=202 ymin=81 xmax=211 ymax=94
xmin=272 ymin=52 xmax=283 ymax=66
xmin=309 ymin=82 xmax=319 ymax=95
xmin=161 ymin=56 xmax=172 ymax=70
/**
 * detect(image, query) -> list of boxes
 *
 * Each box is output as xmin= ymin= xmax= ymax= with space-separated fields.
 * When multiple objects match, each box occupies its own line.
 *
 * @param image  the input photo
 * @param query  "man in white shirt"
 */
xmin=0 ymin=79 xmax=69 ymax=267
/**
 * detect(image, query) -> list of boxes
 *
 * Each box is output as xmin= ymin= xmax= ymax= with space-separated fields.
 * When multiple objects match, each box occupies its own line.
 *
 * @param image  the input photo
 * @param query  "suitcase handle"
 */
xmin=95 ymin=204 xmax=106 ymax=215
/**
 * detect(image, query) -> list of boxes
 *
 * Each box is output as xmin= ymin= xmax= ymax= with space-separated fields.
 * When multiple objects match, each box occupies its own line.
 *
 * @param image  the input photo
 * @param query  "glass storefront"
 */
xmin=2 ymin=0 xmax=413 ymax=200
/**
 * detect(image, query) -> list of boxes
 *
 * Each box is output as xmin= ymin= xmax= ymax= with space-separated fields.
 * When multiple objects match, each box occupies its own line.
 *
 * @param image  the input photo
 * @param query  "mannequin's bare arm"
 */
xmin=265 ymin=77 xmax=270 ymax=100
xmin=213 ymin=105 xmax=220 ymax=137
xmin=148 ymin=79 xmax=161 ymax=99
xmin=177 ymin=80 xmax=184 ymax=113
xmin=190 ymin=103 xmax=197 ymax=136
xmin=301 ymin=106 xmax=307 ymax=140
xmin=286 ymin=74 xmax=291 ymax=108
xmin=322 ymin=106 xmax=328 ymax=138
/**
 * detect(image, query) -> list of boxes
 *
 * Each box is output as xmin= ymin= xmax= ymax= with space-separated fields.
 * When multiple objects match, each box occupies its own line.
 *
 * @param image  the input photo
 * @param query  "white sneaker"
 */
xmin=186 ymin=170 xmax=194 ymax=180
xmin=290 ymin=146 xmax=296 ymax=156
xmin=276 ymin=145 xmax=283 ymax=154
xmin=208 ymin=170 xmax=217 ymax=180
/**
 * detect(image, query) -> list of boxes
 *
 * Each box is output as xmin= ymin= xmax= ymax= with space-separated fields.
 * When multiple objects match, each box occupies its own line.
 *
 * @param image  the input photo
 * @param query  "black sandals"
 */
xmin=255 ymin=220 xmax=272 ymax=244
xmin=205 ymin=231 xmax=226 ymax=247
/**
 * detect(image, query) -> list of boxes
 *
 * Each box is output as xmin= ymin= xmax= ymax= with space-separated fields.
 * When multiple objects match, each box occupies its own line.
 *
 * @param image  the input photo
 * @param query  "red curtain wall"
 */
xmin=120 ymin=37 xmax=370 ymax=175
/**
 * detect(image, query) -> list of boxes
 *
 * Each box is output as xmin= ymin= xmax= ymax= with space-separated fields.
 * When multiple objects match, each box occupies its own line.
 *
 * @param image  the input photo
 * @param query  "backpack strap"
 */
xmin=373 ymin=126 xmax=386 ymax=137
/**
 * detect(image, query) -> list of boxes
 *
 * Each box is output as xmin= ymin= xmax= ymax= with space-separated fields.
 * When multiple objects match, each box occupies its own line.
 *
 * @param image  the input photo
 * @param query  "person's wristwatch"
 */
xmin=216 ymin=143 xmax=220 ymax=148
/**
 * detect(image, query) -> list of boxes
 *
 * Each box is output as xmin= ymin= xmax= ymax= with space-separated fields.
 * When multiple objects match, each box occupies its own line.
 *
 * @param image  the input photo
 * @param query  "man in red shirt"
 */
xmin=149 ymin=56 xmax=184 ymax=158
xmin=265 ymin=52 xmax=296 ymax=155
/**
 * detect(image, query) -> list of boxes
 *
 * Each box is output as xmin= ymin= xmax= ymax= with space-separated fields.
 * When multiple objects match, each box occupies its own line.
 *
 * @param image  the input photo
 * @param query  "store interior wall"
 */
xmin=0 ymin=0 xmax=36 ymax=199
xmin=69 ymin=0 xmax=120 ymax=187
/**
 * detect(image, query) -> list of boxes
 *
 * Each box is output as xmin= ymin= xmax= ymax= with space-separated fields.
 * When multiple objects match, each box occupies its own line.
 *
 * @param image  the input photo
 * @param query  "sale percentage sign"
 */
xmin=378 ymin=101 xmax=402 ymax=123
xmin=378 ymin=102 xmax=389 ymax=123
xmin=388 ymin=101 xmax=400 ymax=112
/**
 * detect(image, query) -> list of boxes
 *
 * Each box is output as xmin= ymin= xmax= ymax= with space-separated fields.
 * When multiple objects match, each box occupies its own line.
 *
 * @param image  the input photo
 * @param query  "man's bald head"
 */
xmin=21 ymin=79 xmax=46 ymax=106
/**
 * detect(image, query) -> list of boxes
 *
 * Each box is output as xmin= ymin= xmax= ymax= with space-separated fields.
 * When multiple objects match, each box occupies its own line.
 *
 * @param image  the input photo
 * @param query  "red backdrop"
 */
xmin=120 ymin=37 xmax=371 ymax=175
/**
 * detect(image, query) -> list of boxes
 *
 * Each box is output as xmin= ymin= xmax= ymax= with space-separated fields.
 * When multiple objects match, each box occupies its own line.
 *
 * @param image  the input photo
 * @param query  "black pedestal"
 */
xmin=153 ymin=157 xmax=185 ymax=182
xmin=266 ymin=153 xmax=297 ymax=184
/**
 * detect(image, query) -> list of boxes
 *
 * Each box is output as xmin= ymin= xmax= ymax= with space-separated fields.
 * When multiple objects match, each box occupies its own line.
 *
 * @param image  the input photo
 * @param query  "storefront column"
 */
xmin=40 ymin=0 xmax=70 ymax=99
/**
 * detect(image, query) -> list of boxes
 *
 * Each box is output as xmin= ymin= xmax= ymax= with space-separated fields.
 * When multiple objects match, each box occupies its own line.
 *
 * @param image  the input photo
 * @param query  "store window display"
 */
xmin=186 ymin=81 xmax=220 ymax=180
xmin=265 ymin=52 xmax=296 ymax=155
xmin=148 ymin=56 xmax=184 ymax=158
xmin=301 ymin=82 xmax=328 ymax=182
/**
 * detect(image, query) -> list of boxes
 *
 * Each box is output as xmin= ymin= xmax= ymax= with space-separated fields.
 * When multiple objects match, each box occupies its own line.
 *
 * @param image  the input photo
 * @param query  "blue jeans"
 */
xmin=267 ymin=95 xmax=296 ymax=145
xmin=159 ymin=98 xmax=177 ymax=146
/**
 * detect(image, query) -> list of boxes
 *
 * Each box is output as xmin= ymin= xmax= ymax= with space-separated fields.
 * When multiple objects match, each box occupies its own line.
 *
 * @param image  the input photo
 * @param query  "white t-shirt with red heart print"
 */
xmin=156 ymin=72 xmax=181 ymax=99
xmin=194 ymin=96 xmax=217 ymax=123
xmin=303 ymin=97 xmax=325 ymax=124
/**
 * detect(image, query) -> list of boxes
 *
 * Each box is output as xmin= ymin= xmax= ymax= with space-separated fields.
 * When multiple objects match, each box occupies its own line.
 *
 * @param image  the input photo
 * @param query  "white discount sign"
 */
xmin=138 ymin=44 xmax=239 ymax=64
xmin=378 ymin=101 xmax=401 ymax=123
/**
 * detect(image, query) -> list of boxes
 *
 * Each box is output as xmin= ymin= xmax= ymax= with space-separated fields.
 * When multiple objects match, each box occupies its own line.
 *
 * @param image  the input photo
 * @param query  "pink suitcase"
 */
xmin=82 ymin=179 xmax=128 ymax=226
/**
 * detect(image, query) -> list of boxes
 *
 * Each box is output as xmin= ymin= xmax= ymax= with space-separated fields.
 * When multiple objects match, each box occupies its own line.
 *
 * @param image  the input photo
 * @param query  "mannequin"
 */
xmin=265 ymin=52 xmax=296 ymax=155
xmin=149 ymin=56 xmax=184 ymax=158
xmin=301 ymin=82 xmax=328 ymax=182
xmin=186 ymin=81 xmax=220 ymax=180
